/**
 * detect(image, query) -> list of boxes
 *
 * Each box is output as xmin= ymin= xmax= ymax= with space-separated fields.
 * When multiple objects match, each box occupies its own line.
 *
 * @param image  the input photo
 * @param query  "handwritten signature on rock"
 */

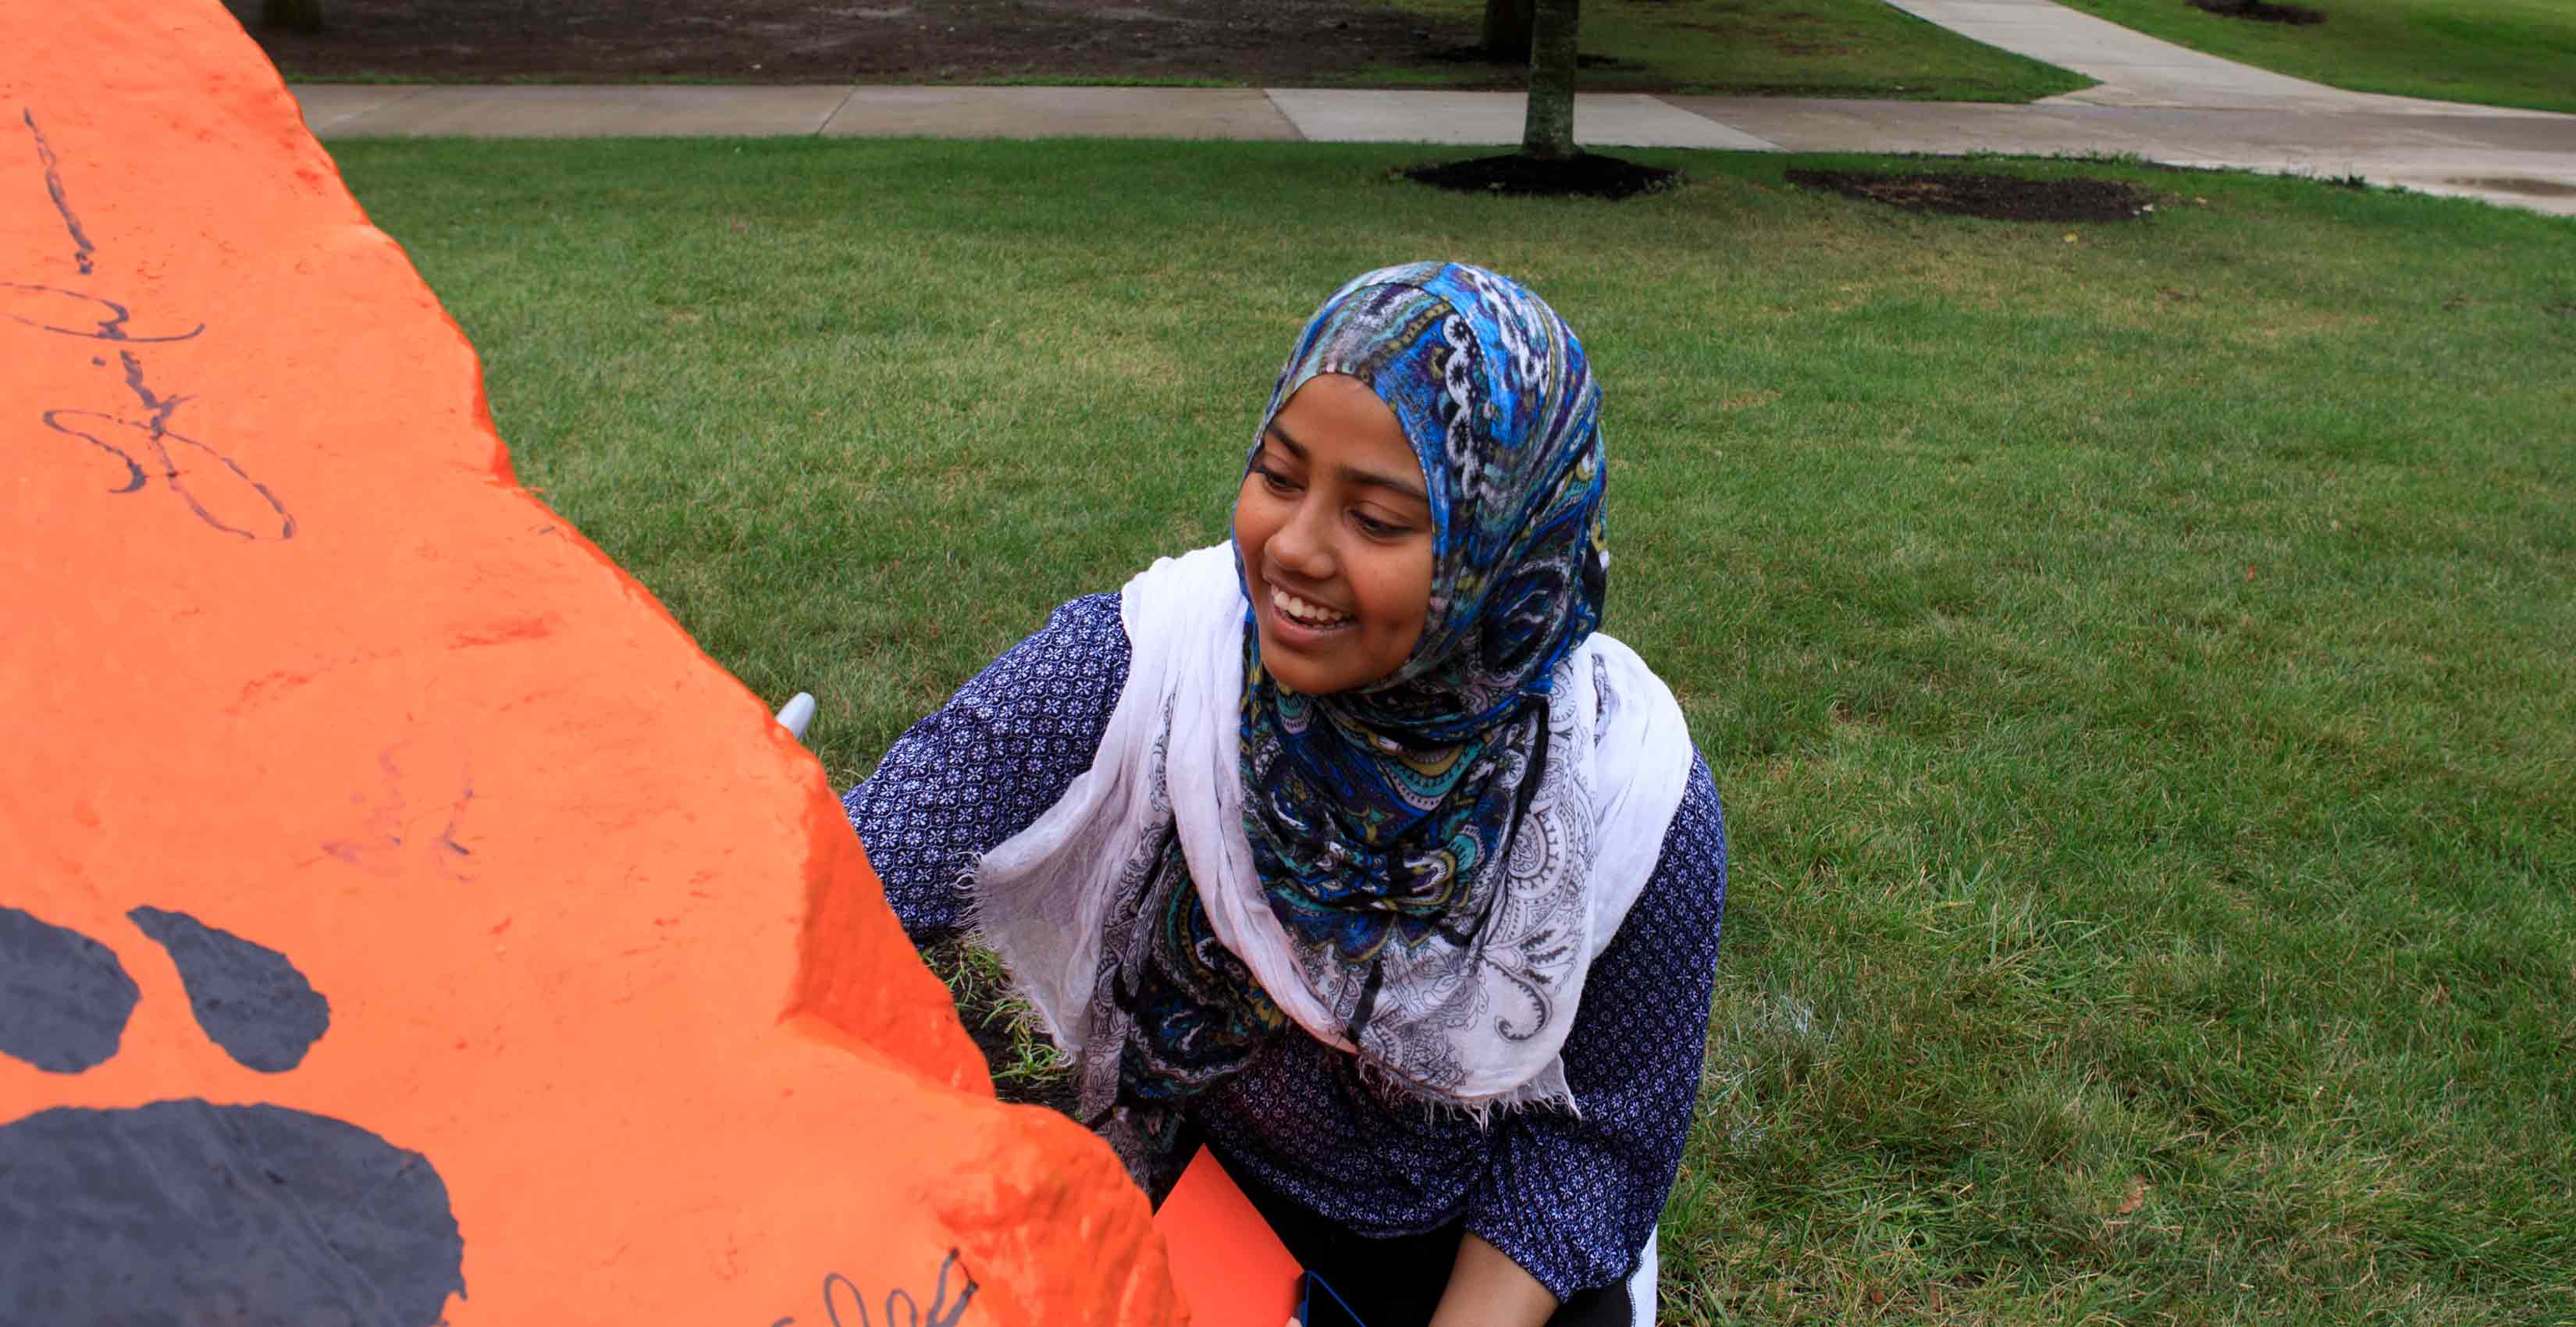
xmin=9 ymin=108 xmax=294 ymax=540
xmin=770 ymin=1247 xmax=980 ymax=1327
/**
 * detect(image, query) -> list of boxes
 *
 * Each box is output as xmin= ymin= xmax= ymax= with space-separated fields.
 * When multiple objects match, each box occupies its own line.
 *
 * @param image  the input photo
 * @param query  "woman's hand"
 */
xmin=1426 ymin=1234 xmax=1557 ymax=1327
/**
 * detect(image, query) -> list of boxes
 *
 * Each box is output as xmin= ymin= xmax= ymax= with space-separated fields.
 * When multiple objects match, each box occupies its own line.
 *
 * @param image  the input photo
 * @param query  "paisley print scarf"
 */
xmin=970 ymin=264 xmax=1693 ymax=1189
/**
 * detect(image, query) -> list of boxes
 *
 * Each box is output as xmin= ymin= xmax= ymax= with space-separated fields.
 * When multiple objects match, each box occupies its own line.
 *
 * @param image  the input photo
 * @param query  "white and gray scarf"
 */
xmin=971 ymin=545 xmax=1692 ymax=1174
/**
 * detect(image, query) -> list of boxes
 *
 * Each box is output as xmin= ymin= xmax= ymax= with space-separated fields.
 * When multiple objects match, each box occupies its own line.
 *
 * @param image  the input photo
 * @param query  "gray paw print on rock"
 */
xmin=2 ymin=904 xmax=466 ymax=1326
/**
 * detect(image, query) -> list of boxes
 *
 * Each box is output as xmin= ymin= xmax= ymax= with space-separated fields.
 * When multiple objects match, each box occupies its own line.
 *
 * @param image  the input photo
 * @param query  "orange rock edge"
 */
xmin=0 ymin=3 xmax=1181 ymax=1323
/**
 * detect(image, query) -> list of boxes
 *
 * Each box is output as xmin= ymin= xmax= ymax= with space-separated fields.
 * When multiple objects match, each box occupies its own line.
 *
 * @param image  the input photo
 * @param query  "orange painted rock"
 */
xmin=0 ymin=4 xmax=1181 ymax=1325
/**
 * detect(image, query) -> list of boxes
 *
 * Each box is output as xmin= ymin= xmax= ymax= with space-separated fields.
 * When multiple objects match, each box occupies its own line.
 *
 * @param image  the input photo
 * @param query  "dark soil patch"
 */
xmin=221 ymin=0 xmax=1466 ymax=84
xmin=2446 ymin=176 xmax=2576 ymax=198
xmin=1405 ymin=151 xmax=1680 ymax=201
xmin=2190 ymin=0 xmax=2327 ymax=26
xmin=923 ymin=940 xmax=1080 ymax=1118
xmin=960 ymin=1009 xmax=1080 ymax=1116
xmin=1785 ymin=169 xmax=2154 ymax=221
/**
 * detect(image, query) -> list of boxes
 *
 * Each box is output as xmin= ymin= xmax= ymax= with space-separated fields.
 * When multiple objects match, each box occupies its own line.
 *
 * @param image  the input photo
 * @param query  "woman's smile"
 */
xmin=1268 ymin=585 xmax=1352 ymax=630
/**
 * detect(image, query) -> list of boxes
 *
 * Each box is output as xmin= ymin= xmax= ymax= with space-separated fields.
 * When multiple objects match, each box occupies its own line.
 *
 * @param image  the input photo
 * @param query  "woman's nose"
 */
xmin=1268 ymin=496 xmax=1336 ymax=579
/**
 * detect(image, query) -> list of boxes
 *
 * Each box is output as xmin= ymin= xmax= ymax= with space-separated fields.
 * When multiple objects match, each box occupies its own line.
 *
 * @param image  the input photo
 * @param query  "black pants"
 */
xmin=1226 ymin=1158 xmax=1642 ymax=1327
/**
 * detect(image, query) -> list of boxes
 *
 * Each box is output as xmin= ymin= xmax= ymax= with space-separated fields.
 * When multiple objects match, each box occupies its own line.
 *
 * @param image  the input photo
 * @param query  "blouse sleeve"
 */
xmin=1462 ymin=754 xmax=1727 ymax=1301
xmin=840 ymin=592 xmax=1133 ymax=945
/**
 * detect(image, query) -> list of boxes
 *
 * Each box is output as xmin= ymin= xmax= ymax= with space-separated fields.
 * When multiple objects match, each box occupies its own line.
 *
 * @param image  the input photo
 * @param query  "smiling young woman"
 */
xmin=844 ymin=263 xmax=1727 ymax=1327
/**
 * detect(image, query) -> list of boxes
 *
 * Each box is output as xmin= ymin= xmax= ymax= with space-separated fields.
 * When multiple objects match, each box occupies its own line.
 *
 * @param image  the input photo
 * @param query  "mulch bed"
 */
xmin=1785 ymin=169 xmax=2155 ymax=222
xmin=221 ymin=0 xmax=1474 ymax=84
xmin=1404 ymin=151 xmax=1681 ymax=201
xmin=2189 ymin=0 xmax=2327 ymax=26
xmin=2445 ymin=176 xmax=2576 ymax=199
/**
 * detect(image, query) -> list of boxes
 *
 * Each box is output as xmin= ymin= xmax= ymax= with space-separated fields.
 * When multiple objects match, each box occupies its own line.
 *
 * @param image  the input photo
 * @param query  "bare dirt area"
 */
xmin=1404 ymin=151 xmax=1681 ymax=200
xmin=1785 ymin=169 xmax=2156 ymax=221
xmin=2188 ymin=0 xmax=2326 ymax=26
xmin=223 ymin=0 xmax=1482 ymax=84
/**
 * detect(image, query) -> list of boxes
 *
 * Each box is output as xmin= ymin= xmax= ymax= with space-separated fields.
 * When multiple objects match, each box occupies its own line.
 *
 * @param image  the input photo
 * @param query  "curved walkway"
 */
xmin=1886 ymin=0 xmax=2567 ymax=115
xmin=289 ymin=0 xmax=2576 ymax=218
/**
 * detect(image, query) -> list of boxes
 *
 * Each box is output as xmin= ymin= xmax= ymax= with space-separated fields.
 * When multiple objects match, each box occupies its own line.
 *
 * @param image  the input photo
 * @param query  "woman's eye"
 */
xmin=1354 ymin=513 xmax=1406 ymax=539
xmin=1257 ymin=467 xmax=1300 ymax=496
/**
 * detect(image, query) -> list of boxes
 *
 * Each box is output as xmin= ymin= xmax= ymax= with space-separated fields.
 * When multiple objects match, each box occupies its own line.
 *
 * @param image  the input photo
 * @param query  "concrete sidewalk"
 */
xmin=294 ymin=82 xmax=2576 ymax=216
xmin=287 ymin=0 xmax=2574 ymax=215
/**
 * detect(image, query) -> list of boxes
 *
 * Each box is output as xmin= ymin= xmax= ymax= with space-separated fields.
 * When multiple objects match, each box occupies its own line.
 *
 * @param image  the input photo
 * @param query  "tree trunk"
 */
xmin=1482 ymin=0 xmax=1535 ymax=61
xmin=262 ymin=0 xmax=325 ymax=32
xmin=1521 ymin=0 xmax=1579 ymax=161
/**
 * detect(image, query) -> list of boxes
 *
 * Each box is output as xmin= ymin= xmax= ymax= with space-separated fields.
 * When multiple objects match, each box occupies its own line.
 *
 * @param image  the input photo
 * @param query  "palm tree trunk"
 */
xmin=1521 ymin=0 xmax=1580 ymax=161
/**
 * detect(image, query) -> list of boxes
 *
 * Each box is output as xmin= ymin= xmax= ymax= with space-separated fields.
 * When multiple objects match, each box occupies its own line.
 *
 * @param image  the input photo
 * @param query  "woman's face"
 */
xmin=1233 ymin=373 xmax=1435 ymax=696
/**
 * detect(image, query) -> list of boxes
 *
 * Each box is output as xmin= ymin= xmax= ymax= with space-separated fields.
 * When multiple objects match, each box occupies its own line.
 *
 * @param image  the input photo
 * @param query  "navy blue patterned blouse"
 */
xmin=842 ymin=594 xmax=1727 ymax=1300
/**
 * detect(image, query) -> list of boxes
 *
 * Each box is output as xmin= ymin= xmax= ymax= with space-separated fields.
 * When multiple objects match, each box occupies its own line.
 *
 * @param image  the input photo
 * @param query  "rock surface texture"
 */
xmin=0 ymin=3 xmax=1180 ymax=1324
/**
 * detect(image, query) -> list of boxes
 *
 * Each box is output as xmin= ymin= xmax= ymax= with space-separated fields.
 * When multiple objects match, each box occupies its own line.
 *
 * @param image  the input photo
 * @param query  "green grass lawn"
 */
xmin=2058 ymin=0 xmax=2576 ymax=113
xmin=1353 ymin=0 xmax=2093 ymax=101
xmin=332 ymin=137 xmax=2576 ymax=1325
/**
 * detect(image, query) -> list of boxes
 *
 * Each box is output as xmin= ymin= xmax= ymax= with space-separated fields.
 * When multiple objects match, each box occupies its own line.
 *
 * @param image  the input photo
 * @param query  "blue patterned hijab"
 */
xmin=1118 ymin=263 xmax=1607 ymax=1140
